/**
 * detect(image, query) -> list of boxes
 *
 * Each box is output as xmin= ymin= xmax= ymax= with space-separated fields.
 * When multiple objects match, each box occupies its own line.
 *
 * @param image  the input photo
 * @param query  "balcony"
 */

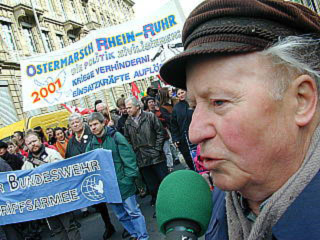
xmin=12 ymin=0 xmax=43 ymax=21
xmin=85 ymin=21 xmax=101 ymax=31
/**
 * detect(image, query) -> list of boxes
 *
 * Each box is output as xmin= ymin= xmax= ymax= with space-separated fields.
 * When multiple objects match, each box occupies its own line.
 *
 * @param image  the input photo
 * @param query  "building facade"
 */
xmin=0 ymin=0 xmax=157 ymax=128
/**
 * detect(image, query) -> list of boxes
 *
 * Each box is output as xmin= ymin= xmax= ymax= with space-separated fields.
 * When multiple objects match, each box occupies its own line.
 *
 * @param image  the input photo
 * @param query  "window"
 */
xmin=42 ymin=31 xmax=53 ymax=51
xmin=47 ymin=0 xmax=55 ymax=12
xmin=1 ymin=22 xmax=17 ymax=51
xmin=70 ymin=0 xmax=77 ymax=14
xmin=56 ymin=34 xmax=65 ymax=48
xmin=22 ymin=27 xmax=37 ymax=54
xmin=68 ymin=34 xmax=76 ymax=43
xmin=100 ymin=14 xmax=105 ymax=26
xmin=0 ymin=84 xmax=19 ymax=126
xmin=59 ymin=0 xmax=67 ymax=20
xmin=82 ymin=2 xmax=90 ymax=22
xmin=91 ymin=9 xmax=98 ymax=22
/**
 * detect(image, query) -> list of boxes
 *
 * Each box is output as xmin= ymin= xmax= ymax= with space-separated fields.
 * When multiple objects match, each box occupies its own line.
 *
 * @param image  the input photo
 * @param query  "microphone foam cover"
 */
xmin=156 ymin=170 xmax=213 ymax=237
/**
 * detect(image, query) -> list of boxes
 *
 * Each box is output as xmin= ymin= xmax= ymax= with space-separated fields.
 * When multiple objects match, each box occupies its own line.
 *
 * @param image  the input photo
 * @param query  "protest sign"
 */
xmin=0 ymin=149 xmax=122 ymax=225
xmin=21 ymin=0 xmax=184 ymax=111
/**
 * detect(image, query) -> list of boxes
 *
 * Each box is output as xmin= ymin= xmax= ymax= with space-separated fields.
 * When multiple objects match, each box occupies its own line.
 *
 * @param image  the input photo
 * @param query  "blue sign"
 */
xmin=0 ymin=149 xmax=122 ymax=225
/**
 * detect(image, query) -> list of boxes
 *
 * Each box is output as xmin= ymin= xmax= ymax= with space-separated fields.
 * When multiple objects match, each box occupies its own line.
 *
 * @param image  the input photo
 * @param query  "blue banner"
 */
xmin=0 ymin=149 xmax=122 ymax=225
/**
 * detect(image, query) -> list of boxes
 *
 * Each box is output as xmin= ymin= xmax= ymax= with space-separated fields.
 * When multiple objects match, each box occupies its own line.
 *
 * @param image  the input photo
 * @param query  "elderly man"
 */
xmin=23 ymin=131 xmax=82 ymax=240
xmin=160 ymin=0 xmax=320 ymax=239
xmin=124 ymin=96 xmax=167 ymax=206
xmin=65 ymin=113 xmax=119 ymax=240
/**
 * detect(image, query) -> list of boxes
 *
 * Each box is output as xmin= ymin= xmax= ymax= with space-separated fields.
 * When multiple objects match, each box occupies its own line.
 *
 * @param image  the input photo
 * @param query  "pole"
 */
xmin=31 ymin=0 xmax=49 ymax=53
xmin=173 ymin=0 xmax=186 ymax=22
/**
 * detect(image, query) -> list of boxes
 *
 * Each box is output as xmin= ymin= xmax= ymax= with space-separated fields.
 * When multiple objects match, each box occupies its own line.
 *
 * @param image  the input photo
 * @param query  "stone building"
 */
xmin=0 ymin=0 xmax=156 ymax=127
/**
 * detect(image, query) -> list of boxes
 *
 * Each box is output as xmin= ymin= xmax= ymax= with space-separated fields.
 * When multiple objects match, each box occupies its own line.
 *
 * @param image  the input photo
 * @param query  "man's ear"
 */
xmin=293 ymin=75 xmax=318 ymax=127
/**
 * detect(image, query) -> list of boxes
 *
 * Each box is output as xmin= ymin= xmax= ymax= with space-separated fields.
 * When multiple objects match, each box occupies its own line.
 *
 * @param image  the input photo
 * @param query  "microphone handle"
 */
xmin=165 ymin=220 xmax=200 ymax=240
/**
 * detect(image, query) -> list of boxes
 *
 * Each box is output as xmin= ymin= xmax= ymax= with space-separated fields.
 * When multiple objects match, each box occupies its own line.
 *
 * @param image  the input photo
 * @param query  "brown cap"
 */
xmin=160 ymin=0 xmax=320 ymax=89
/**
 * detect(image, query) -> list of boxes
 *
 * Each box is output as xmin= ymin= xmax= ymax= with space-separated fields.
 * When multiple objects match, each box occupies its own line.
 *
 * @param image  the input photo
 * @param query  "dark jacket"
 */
xmin=65 ymin=125 xmax=93 ymax=158
xmin=124 ymin=111 xmax=165 ymax=168
xmin=205 ymin=171 xmax=320 ymax=240
xmin=171 ymin=100 xmax=193 ymax=143
xmin=0 ymin=157 xmax=12 ymax=172
xmin=86 ymin=127 xmax=138 ymax=200
xmin=1 ymin=151 xmax=23 ymax=170
xmin=117 ymin=114 xmax=128 ymax=135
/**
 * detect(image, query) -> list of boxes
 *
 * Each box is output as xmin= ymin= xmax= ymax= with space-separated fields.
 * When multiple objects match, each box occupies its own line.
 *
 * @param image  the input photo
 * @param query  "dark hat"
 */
xmin=160 ymin=0 xmax=320 ymax=89
xmin=0 ymin=141 xmax=8 ymax=149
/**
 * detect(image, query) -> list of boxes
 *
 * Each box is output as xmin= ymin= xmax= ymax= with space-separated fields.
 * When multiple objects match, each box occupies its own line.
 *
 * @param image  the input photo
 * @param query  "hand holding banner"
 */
xmin=0 ymin=149 xmax=122 ymax=226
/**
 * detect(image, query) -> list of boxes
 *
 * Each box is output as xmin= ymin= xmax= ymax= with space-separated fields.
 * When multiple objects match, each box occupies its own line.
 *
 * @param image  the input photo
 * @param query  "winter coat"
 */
xmin=65 ymin=125 xmax=93 ymax=158
xmin=86 ymin=127 xmax=139 ymax=201
xmin=0 ymin=157 xmax=12 ymax=172
xmin=117 ymin=114 xmax=128 ymax=135
xmin=1 ymin=151 xmax=24 ymax=170
xmin=22 ymin=147 xmax=63 ymax=170
xmin=124 ymin=111 xmax=165 ymax=168
xmin=205 ymin=171 xmax=320 ymax=240
xmin=171 ymin=100 xmax=194 ymax=143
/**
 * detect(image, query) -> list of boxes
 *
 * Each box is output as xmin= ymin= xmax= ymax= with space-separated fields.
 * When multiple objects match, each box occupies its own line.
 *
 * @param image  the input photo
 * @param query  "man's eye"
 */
xmin=211 ymin=100 xmax=225 ymax=107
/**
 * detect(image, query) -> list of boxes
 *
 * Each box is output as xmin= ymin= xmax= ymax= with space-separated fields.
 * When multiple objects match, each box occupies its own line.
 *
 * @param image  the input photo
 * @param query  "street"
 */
xmin=38 ymin=162 xmax=205 ymax=240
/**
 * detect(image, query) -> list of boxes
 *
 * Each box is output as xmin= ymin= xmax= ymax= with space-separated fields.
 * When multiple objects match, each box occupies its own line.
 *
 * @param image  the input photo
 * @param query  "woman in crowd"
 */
xmin=171 ymin=89 xmax=196 ymax=171
xmin=53 ymin=127 xmax=69 ymax=158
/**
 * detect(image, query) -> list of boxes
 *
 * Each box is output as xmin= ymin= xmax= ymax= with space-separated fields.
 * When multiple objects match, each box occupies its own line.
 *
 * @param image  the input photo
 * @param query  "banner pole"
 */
xmin=173 ymin=0 xmax=187 ymax=21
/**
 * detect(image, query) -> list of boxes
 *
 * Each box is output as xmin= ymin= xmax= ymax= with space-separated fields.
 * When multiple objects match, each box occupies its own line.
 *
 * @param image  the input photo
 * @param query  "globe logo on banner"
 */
xmin=81 ymin=174 xmax=106 ymax=201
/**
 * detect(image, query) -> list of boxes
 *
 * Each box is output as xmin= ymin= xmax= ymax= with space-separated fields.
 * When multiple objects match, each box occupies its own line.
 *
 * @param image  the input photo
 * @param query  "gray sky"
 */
xmin=133 ymin=0 xmax=203 ymax=19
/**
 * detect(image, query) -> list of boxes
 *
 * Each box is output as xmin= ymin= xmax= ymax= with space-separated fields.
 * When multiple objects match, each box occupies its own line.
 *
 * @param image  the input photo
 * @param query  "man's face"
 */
xmin=96 ymin=103 xmax=107 ymax=113
xmin=0 ymin=148 xmax=6 ymax=156
xmin=13 ymin=133 xmax=22 ymax=144
xmin=119 ymin=105 xmax=127 ymax=115
xmin=147 ymin=100 xmax=155 ymax=111
xmin=89 ymin=120 xmax=105 ymax=136
xmin=25 ymin=135 xmax=42 ymax=153
xmin=70 ymin=118 xmax=83 ymax=133
xmin=7 ymin=144 xmax=17 ymax=154
xmin=186 ymin=52 xmax=298 ymax=198
xmin=46 ymin=129 xmax=54 ymax=138
xmin=126 ymin=101 xmax=139 ymax=117
xmin=177 ymin=89 xmax=186 ymax=101
xmin=55 ymin=130 xmax=65 ymax=141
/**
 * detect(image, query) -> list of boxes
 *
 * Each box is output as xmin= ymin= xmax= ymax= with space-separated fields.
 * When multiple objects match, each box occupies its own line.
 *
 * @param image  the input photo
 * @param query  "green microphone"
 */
xmin=156 ymin=170 xmax=213 ymax=239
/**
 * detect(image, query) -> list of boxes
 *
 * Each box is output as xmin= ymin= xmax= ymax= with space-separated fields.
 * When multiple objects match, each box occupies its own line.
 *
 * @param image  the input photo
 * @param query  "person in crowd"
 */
xmin=159 ymin=0 xmax=320 ymax=239
xmin=95 ymin=102 xmax=112 ymax=126
xmin=33 ymin=126 xmax=57 ymax=151
xmin=22 ymin=131 xmax=81 ymax=240
xmin=170 ymin=89 xmax=196 ymax=170
xmin=0 ymin=157 xmax=12 ymax=240
xmin=145 ymin=95 xmax=174 ymax=172
xmin=53 ymin=127 xmax=69 ymax=158
xmin=46 ymin=128 xmax=56 ymax=145
xmin=116 ymin=97 xmax=129 ymax=135
xmin=94 ymin=99 xmax=103 ymax=112
xmin=86 ymin=112 xmax=149 ymax=240
xmin=7 ymin=139 xmax=24 ymax=158
xmin=144 ymin=97 xmax=156 ymax=112
xmin=0 ymin=140 xmax=23 ymax=170
xmin=12 ymin=131 xmax=28 ymax=157
xmin=65 ymin=113 xmax=125 ymax=240
xmin=117 ymin=97 xmax=148 ymax=197
xmin=124 ymin=96 xmax=167 ymax=206
xmin=158 ymin=88 xmax=177 ymax=172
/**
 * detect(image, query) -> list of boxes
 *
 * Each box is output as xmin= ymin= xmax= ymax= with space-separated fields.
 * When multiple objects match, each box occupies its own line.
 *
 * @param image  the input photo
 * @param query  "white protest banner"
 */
xmin=21 ymin=0 xmax=184 ymax=111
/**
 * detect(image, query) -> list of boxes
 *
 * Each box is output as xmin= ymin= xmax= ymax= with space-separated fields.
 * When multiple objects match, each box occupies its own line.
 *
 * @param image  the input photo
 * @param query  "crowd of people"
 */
xmin=0 ymin=86 xmax=209 ymax=240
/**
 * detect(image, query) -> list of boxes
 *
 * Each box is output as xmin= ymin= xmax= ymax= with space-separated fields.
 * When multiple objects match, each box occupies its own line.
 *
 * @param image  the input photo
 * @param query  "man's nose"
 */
xmin=189 ymin=105 xmax=217 ymax=144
